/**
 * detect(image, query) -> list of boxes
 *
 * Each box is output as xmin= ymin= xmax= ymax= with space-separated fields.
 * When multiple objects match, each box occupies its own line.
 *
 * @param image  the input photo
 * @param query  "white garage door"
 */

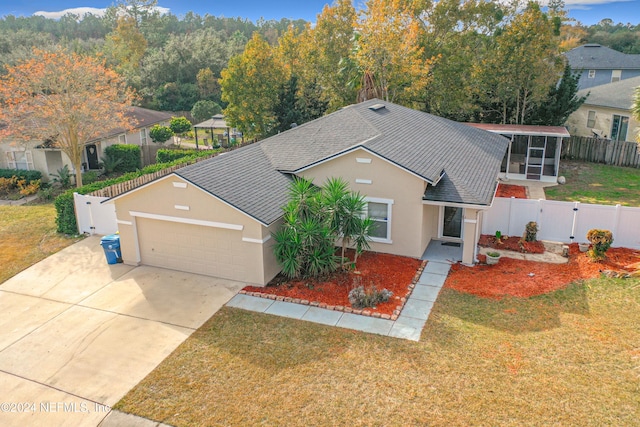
xmin=137 ymin=218 xmax=249 ymax=281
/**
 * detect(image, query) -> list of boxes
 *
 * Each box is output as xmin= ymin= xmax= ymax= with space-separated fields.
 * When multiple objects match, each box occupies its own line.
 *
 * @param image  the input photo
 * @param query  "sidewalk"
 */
xmin=226 ymin=260 xmax=451 ymax=341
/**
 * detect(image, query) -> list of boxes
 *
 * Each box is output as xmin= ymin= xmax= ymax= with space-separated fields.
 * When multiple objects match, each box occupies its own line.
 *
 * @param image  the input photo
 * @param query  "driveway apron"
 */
xmin=0 ymin=236 xmax=244 ymax=427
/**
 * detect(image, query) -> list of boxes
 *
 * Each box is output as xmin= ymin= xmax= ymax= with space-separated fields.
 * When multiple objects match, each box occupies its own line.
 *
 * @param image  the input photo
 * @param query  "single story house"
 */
xmin=467 ymin=124 xmax=571 ymax=183
xmin=0 ymin=107 xmax=172 ymax=181
xmin=565 ymin=76 xmax=640 ymax=142
xmin=108 ymin=100 xmax=509 ymax=285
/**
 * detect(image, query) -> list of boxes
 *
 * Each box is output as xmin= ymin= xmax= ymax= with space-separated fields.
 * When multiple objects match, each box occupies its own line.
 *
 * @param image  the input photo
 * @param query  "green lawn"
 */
xmin=0 ymin=204 xmax=80 ymax=284
xmin=546 ymin=161 xmax=640 ymax=206
xmin=116 ymin=278 xmax=640 ymax=426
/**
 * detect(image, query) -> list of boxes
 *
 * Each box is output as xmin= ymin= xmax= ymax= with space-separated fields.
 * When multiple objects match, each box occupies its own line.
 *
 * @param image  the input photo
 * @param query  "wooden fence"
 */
xmin=561 ymin=136 xmax=640 ymax=168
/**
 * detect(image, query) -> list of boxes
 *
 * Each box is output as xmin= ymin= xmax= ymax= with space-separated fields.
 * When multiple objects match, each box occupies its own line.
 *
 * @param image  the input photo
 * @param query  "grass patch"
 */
xmin=0 ymin=204 xmax=80 ymax=284
xmin=116 ymin=277 xmax=640 ymax=426
xmin=546 ymin=161 xmax=640 ymax=206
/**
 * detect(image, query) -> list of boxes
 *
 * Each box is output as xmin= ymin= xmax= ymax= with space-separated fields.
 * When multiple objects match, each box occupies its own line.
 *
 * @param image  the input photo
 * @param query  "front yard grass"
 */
xmin=546 ymin=160 xmax=640 ymax=206
xmin=116 ymin=277 xmax=640 ymax=426
xmin=0 ymin=205 xmax=80 ymax=284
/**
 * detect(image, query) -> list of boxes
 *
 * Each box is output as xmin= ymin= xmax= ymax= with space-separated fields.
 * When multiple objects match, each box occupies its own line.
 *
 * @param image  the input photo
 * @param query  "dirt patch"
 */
xmin=243 ymin=251 xmax=423 ymax=316
xmin=447 ymin=244 xmax=639 ymax=299
xmin=479 ymin=234 xmax=545 ymax=254
xmin=496 ymin=184 xmax=527 ymax=199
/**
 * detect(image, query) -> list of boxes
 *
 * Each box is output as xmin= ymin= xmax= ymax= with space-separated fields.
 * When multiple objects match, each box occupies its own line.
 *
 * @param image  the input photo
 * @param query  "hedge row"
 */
xmin=156 ymin=148 xmax=218 ymax=163
xmin=104 ymin=144 xmax=141 ymax=173
xmin=0 ymin=169 xmax=42 ymax=181
xmin=54 ymin=152 xmax=218 ymax=235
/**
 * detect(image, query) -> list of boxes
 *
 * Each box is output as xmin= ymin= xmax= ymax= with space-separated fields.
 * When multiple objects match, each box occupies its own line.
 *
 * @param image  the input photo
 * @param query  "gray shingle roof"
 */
xmin=577 ymin=75 xmax=640 ymax=110
xmin=175 ymin=99 xmax=509 ymax=224
xmin=87 ymin=106 xmax=173 ymax=143
xmin=565 ymin=44 xmax=640 ymax=70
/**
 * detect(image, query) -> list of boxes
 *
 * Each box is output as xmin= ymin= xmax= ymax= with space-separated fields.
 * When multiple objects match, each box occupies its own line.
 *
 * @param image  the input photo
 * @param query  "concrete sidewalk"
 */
xmin=226 ymin=260 xmax=451 ymax=341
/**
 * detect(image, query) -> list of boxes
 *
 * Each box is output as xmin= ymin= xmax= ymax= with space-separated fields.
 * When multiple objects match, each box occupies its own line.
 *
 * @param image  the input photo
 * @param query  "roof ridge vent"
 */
xmin=369 ymin=103 xmax=386 ymax=111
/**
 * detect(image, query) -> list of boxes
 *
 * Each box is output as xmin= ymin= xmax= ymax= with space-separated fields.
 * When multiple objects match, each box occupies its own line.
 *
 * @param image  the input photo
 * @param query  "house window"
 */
xmin=118 ymin=134 xmax=127 ymax=144
xmin=140 ymin=128 xmax=147 ymax=145
xmin=588 ymin=70 xmax=596 ymax=78
xmin=365 ymin=197 xmax=393 ymax=243
xmin=611 ymin=70 xmax=621 ymax=83
xmin=5 ymin=151 xmax=33 ymax=170
xmin=611 ymin=115 xmax=629 ymax=141
xmin=587 ymin=110 xmax=596 ymax=128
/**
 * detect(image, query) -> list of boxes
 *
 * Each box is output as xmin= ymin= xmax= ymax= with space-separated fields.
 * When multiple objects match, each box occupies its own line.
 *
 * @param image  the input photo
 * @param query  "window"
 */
xmin=611 ymin=70 xmax=621 ymax=83
xmin=588 ymin=69 xmax=596 ymax=78
xmin=365 ymin=197 xmax=393 ymax=243
xmin=140 ymin=128 xmax=147 ymax=145
xmin=118 ymin=134 xmax=127 ymax=144
xmin=587 ymin=110 xmax=596 ymax=128
xmin=611 ymin=115 xmax=629 ymax=141
xmin=5 ymin=151 xmax=33 ymax=170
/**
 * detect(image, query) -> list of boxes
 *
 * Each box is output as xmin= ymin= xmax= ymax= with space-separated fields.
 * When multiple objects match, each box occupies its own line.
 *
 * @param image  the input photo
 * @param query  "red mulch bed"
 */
xmin=496 ymin=183 xmax=527 ymax=199
xmin=243 ymin=251 xmax=423 ymax=316
xmin=478 ymin=234 xmax=545 ymax=254
xmin=446 ymin=244 xmax=640 ymax=299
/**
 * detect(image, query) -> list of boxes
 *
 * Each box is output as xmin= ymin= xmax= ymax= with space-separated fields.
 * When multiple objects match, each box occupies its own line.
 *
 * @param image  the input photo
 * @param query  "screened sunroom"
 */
xmin=466 ymin=124 xmax=571 ymax=182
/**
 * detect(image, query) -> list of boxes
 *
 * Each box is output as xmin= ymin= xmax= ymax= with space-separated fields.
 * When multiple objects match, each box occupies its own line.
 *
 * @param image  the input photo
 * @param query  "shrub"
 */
xmin=156 ymin=148 xmax=215 ymax=163
xmin=586 ymin=229 xmax=613 ymax=261
xmin=82 ymin=171 xmax=99 ymax=185
xmin=348 ymin=285 xmax=393 ymax=309
xmin=0 ymin=176 xmax=18 ymax=196
xmin=38 ymin=186 xmax=55 ymax=201
xmin=99 ymin=151 xmax=123 ymax=175
xmin=18 ymin=178 xmax=40 ymax=196
xmin=524 ymin=221 xmax=538 ymax=242
xmin=0 ymin=169 xmax=42 ymax=181
xmin=170 ymin=116 xmax=192 ymax=135
xmin=149 ymin=125 xmax=173 ymax=144
xmin=50 ymin=165 xmax=73 ymax=188
xmin=104 ymin=144 xmax=141 ymax=173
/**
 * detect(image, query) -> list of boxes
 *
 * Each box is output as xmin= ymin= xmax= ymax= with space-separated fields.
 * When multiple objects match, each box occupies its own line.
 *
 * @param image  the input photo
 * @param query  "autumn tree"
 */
xmin=220 ymin=33 xmax=286 ymax=138
xmin=0 ymin=49 xmax=135 ymax=187
xmin=103 ymin=16 xmax=147 ymax=80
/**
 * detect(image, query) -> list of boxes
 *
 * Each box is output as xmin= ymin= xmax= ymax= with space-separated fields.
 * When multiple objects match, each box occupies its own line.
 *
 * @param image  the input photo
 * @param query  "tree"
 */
xmin=527 ymin=63 xmax=587 ymax=126
xmin=191 ymin=100 xmax=222 ymax=123
xmin=169 ymin=116 xmax=191 ymax=135
xmin=220 ymin=33 xmax=286 ymax=138
xmin=103 ymin=16 xmax=147 ymax=80
xmin=0 ymin=49 xmax=135 ymax=187
xmin=633 ymin=85 xmax=640 ymax=144
xmin=149 ymin=124 xmax=173 ymax=143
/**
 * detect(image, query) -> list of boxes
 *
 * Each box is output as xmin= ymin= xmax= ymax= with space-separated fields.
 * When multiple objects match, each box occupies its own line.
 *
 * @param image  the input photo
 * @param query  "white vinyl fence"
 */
xmin=482 ymin=197 xmax=640 ymax=249
xmin=73 ymin=193 xmax=118 ymax=235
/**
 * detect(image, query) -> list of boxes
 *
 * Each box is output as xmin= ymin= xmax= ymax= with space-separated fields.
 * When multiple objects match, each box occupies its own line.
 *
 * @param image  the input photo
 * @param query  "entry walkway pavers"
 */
xmin=226 ymin=260 xmax=451 ymax=341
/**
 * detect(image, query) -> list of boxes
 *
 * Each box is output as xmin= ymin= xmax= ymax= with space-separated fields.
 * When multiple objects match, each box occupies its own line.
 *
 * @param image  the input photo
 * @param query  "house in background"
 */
xmin=565 ymin=76 xmax=640 ymax=142
xmin=564 ymin=44 xmax=640 ymax=90
xmin=107 ymin=99 xmax=509 ymax=285
xmin=0 ymin=107 xmax=172 ymax=181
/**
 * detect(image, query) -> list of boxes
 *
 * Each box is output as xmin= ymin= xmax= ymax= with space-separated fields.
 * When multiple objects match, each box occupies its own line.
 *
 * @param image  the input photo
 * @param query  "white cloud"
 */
xmin=33 ymin=6 xmax=171 ymax=20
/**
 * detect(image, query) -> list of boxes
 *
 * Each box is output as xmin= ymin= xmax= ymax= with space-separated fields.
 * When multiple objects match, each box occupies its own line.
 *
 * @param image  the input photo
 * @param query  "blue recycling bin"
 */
xmin=100 ymin=234 xmax=122 ymax=265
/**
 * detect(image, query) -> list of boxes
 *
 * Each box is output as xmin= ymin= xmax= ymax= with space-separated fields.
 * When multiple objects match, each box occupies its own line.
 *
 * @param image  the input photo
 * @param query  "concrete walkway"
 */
xmin=226 ymin=260 xmax=451 ymax=342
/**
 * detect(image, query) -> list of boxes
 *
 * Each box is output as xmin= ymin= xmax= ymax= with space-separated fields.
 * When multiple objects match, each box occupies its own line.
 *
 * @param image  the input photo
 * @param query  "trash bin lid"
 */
xmin=100 ymin=234 xmax=120 ymax=243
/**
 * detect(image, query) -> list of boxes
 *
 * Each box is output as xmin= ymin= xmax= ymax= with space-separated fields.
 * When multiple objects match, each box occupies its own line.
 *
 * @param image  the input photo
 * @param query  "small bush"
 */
xmin=104 ymin=144 xmax=141 ymax=173
xmin=50 ymin=165 xmax=73 ymax=188
xmin=170 ymin=116 xmax=192 ymax=135
xmin=38 ymin=186 xmax=55 ymax=201
xmin=349 ymin=285 xmax=393 ymax=309
xmin=0 ymin=169 xmax=42 ymax=181
xmin=149 ymin=125 xmax=174 ymax=144
xmin=82 ymin=171 xmax=99 ymax=185
xmin=586 ymin=229 xmax=613 ymax=261
xmin=0 ymin=176 xmax=18 ymax=196
xmin=524 ymin=221 xmax=538 ymax=242
xmin=156 ymin=148 xmax=214 ymax=163
xmin=18 ymin=178 xmax=40 ymax=196
xmin=99 ymin=152 xmax=123 ymax=175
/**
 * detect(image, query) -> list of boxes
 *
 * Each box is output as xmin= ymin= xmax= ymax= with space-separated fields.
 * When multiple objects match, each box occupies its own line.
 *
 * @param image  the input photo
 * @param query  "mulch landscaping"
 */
xmin=478 ymin=234 xmax=545 ymax=254
xmin=496 ymin=183 xmax=527 ymax=198
xmin=446 ymin=244 xmax=639 ymax=299
xmin=242 ymin=250 xmax=424 ymax=317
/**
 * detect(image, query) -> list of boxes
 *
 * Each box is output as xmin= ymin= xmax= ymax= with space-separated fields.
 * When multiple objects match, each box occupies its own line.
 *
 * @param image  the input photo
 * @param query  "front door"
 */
xmin=85 ymin=144 xmax=99 ymax=170
xmin=441 ymin=206 xmax=463 ymax=239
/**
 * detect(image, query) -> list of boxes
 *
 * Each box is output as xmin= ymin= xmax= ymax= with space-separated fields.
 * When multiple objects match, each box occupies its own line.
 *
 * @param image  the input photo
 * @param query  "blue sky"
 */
xmin=0 ymin=1 xmax=638 ymax=26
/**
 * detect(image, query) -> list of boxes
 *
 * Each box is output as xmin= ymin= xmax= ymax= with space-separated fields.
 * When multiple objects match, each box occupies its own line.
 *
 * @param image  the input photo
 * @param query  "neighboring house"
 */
xmin=108 ymin=99 xmax=509 ymax=285
xmin=564 ymin=44 xmax=640 ymax=90
xmin=0 ymin=107 xmax=172 ymax=181
xmin=565 ymin=76 xmax=640 ymax=142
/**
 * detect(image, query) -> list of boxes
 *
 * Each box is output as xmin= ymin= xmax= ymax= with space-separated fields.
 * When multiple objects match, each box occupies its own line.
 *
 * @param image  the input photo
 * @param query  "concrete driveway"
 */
xmin=0 ymin=236 xmax=244 ymax=427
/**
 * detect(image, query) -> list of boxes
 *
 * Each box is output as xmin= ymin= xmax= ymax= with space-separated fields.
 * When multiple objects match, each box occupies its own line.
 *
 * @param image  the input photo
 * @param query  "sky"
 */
xmin=0 ymin=0 xmax=639 ymax=26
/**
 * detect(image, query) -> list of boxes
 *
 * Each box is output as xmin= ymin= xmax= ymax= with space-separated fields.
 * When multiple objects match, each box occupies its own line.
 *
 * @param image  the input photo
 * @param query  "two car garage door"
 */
xmin=136 ymin=218 xmax=250 ymax=282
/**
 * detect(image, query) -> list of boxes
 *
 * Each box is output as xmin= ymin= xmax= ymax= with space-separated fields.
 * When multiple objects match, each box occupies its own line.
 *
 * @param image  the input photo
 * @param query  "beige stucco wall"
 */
xmin=299 ymin=148 xmax=431 ymax=258
xmin=461 ymin=208 xmax=481 ymax=265
xmin=0 ymin=140 xmax=74 ymax=182
xmin=112 ymin=174 xmax=279 ymax=285
xmin=566 ymin=105 xmax=639 ymax=141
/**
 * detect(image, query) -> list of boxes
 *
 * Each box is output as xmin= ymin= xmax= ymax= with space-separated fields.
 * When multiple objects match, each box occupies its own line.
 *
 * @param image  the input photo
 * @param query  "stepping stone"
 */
xmin=400 ymin=299 xmax=434 ymax=320
xmin=337 ymin=313 xmax=393 ymax=336
xmin=301 ymin=307 xmax=343 ymax=326
xmin=424 ymin=261 xmax=451 ymax=275
xmin=410 ymin=284 xmax=442 ymax=302
xmin=265 ymin=301 xmax=309 ymax=319
xmin=417 ymin=272 xmax=447 ymax=287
